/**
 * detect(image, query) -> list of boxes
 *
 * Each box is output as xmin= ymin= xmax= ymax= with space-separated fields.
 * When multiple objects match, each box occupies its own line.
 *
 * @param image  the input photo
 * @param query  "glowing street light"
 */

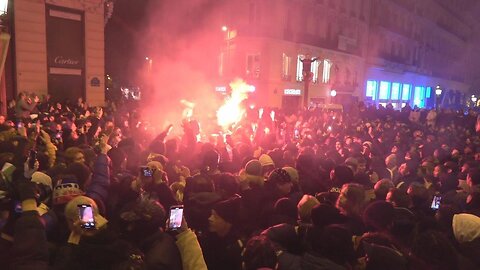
xmin=330 ymin=89 xmax=337 ymax=97
xmin=471 ymin=95 xmax=477 ymax=106
xmin=221 ymin=25 xmax=228 ymax=32
xmin=145 ymin=57 xmax=149 ymax=60
xmin=435 ymin=85 xmax=442 ymax=111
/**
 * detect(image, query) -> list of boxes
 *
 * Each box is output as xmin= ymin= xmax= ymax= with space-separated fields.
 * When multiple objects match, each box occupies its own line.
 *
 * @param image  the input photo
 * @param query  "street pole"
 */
xmin=301 ymin=57 xmax=317 ymax=108
xmin=303 ymin=71 xmax=311 ymax=108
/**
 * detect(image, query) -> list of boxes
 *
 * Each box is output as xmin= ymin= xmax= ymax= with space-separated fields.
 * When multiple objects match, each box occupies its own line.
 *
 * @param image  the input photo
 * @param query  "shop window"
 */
xmin=379 ymin=81 xmax=390 ymax=99
xmin=391 ymin=83 xmax=400 ymax=100
xmin=366 ymin=80 xmax=377 ymax=100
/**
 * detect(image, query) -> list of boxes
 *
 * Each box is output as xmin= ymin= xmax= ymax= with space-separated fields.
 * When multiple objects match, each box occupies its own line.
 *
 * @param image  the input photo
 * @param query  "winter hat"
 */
xmin=267 ymin=168 xmax=291 ymax=185
xmin=120 ymin=197 xmax=166 ymax=226
xmin=53 ymin=181 xmax=84 ymax=205
xmin=363 ymin=242 xmax=408 ymax=270
xmin=64 ymin=195 xmax=108 ymax=229
xmin=213 ymin=196 xmax=242 ymax=225
xmin=274 ymin=198 xmax=298 ymax=221
xmin=297 ymin=195 xmax=320 ymax=222
xmin=283 ymin=166 xmax=299 ymax=184
xmin=259 ymin=154 xmax=275 ymax=168
xmin=245 ymin=159 xmax=263 ymax=176
xmin=311 ymin=203 xmax=345 ymax=229
xmin=31 ymin=172 xmax=53 ymax=190
xmin=363 ymin=201 xmax=395 ymax=232
xmin=452 ymin=213 xmax=480 ymax=243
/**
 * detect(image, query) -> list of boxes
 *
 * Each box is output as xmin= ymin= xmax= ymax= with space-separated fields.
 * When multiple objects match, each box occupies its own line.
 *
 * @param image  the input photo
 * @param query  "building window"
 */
xmin=322 ymin=59 xmax=332 ymax=83
xmin=366 ymin=80 xmax=377 ymax=100
xmin=426 ymin=86 xmax=432 ymax=98
xmin=311 ymin=60 xmax=320 ymax=83
xmin=246 ymin=54 xmax=260 ymax=78
xmin=391 ymin=82 xmax=400 ymax=100
xmin=282 ymin=53 xmax=292 ymax=80
xmin=296 ymin=55 xmax=319 ymax=82
xmin=402 ymin=84 xmax=411 ymax=101
xmin=414 ymin=86 xmax=425 ymax=107
xmin=379 ymin=81 xmax=390 ymax=99
xmin=296 ymin=55 xmax=304 ymax=81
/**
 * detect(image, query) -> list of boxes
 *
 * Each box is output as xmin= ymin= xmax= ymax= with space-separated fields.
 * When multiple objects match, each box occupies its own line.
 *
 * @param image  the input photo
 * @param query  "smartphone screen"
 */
xmin=141 ymin=166 xmax=153 ymax=177
xmin=78 ymin=204 xmax=96 ymax=229
xmin=431 ymin=196 xmax=441 ymax=210
xmin=168 ymin=205 xmax=184 ymax=230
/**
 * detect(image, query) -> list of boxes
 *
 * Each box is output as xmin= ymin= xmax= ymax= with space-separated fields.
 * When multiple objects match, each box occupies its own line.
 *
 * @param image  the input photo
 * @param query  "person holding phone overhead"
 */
xmin=53 ymin=195 xmax=145 ymax=269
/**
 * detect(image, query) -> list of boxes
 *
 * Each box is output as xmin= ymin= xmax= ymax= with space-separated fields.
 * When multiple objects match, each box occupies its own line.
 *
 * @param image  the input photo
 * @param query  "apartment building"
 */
xmin=220 ymin=0 xmax=479 ymax=109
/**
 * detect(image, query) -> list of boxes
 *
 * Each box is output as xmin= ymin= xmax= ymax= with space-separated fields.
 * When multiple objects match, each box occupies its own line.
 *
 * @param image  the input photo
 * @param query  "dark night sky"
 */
xmin=105 ymin=0 xmax=150 ymax=86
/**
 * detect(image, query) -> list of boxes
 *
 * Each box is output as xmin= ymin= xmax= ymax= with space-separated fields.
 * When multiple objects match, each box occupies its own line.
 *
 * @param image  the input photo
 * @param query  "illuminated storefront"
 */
xmin=364 ymin=67 xmax=469 ymax=109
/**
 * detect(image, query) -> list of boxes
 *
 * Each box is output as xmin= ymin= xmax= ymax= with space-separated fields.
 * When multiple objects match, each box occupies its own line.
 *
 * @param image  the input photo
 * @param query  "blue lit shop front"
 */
xmin=365 ymin=80 xmax=434 ymax=109
xmin=362 ymin=66 xmax=471 ymax=110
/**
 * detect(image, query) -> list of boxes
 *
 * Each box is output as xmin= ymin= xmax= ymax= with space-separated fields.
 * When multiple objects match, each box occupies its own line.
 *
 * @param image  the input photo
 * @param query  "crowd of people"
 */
xmin=1 ymin=92 xmax=480 ymax=270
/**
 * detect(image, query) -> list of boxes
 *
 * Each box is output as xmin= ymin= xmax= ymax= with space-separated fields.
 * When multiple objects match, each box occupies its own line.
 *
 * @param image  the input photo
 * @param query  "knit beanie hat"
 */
xmin=311 ymin=203 xmax=345 ymax=229
xmin=31 ymin=172 xmax=53 ymax=190
xmin=53 ymin=175 xmax=84 ymax=205
xmin=274 ymin=197 xmax=298 ymax=221
xmin=213 ymin=196 xmax=242 ymax=225
xmin=363 ymin=242 xmax=408 ymax=270
xmin=452 ymin=213 xmax=480 ymax=243
xmin=283 ymin=167 xmax=299 ymax=184
xmin=297 ymin=195 xmax=320 ymax=222
xmin=259 ymin=154 xmax=275 ymax=168
xmin=245 ymin=159 xmax=262 ymax=176
xmin=363 ymin=201 xmax=395 ymax=232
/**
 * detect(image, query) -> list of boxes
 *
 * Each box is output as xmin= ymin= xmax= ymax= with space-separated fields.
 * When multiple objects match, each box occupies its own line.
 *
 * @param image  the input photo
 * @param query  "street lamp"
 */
xmin=435 ymin=85 xmax=442 ymax=110
xmin=330 ymin=89 xmax=337 ymax=104
xmin=221 ymin=25 xmax=228 ymax=32
xmin=300 ymin=55 xmax=318 ymax=107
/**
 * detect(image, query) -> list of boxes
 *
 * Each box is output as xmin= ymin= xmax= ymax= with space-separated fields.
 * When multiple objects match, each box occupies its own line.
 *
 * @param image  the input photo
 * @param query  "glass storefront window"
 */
xmin=379 ymin=81 xmax=390 ymax=99
xmin=366 ymin=80 xmax=377 ymax=100
xmin=391 ymin=83 xmax=400 ymax=100
xmin=414 ymin=86 xmax=425 ymax=107
xmin=402 ymin=84 xmax=411 ymax=101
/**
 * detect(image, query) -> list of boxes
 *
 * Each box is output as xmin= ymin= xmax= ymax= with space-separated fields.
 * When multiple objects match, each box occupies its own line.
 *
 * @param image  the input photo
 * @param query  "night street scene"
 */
xmin=2 ymin=0 xmax=480 ymax=269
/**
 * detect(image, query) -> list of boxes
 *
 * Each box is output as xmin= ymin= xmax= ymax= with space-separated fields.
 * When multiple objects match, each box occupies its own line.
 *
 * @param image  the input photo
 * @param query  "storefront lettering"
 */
xmin=54 ymin=56 xmax=80 ymax=66
xmin=284 ymin=89 xmax=302 ymax=96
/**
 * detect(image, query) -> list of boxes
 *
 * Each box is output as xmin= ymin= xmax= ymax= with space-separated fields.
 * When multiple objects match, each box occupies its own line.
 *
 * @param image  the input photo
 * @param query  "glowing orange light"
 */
xmin=217 ymin=79 xmax=252 ymax=129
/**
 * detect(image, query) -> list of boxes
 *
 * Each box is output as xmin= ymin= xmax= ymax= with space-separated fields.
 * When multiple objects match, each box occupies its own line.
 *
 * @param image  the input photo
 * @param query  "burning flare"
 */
xmin=217 ymin=79 xmax=252 ymax=129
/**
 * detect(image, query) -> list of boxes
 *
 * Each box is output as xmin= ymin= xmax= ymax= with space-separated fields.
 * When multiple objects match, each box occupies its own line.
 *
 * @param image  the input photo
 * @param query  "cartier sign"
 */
xmin=54 ymin=56 xmax=80 ymax=66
